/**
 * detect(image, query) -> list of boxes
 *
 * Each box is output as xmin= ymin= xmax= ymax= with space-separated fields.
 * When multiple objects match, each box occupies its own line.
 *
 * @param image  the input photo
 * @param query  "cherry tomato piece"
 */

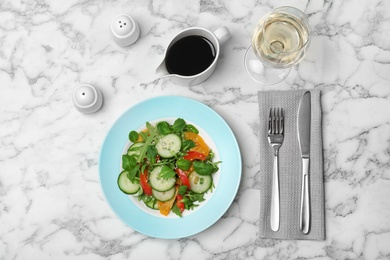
xmin=140 ymin=170 xmax=153 ymax=196
xmin=184 ymin=151 xmax=206 ymax=161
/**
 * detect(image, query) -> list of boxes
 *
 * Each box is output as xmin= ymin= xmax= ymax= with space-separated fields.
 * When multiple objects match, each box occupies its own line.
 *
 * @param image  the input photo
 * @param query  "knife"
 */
xmin=297 ymin=91 xmax=311 ymax=234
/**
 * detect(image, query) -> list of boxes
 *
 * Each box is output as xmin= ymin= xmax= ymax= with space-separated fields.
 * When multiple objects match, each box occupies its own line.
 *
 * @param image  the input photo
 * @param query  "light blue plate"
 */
xmin=99 ymin=96 xmax=241 ymax=239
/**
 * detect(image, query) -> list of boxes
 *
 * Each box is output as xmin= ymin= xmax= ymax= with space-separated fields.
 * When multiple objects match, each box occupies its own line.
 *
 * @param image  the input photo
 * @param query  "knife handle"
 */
xmin=270 ymin=153 xmax=280 ymax=232
xmin=300 ymin=158 xmax=310 ymax=234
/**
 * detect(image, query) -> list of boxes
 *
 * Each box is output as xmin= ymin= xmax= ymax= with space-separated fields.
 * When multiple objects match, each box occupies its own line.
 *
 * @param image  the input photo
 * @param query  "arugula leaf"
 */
xmin=123 ymin=155 xmax=139 ymax=181
xmin=122 ymin=154 xmax=137 ymax=171
xmin=171 ymin=204 xmax=182 ymax=217
xmin=126 ymin=166 xmax=139 ymax=181
xmin=122 ymin=155 xmax=131 ymax=170
xmin=129 ymin=131 xmax=139 ymax=142
xmin=157 ymin=121 xmax=172 ymax=135
xmin=184 ymin=124 xmax=199 ymax=134
xmin=207 ymin=149 xmax=215 ymax=160
xmin=193 ymin=161 xmax=214 ymax=175
xmin=172 ymin=118 xmax=186 ymax=132
xmin=181 ymin=140 xmax=195 ymax=152
xmin=178 ymin=185 xmax=188 ymax=196
xmin=177 ymin=158 xmax=192 ymax=170
xmin=158 ymin=165 xmax=176 ymax=179
xmin=210 ymin=162 xmax=220 ymax=174
xmin=182 ymin=191 xmax=206 ymax=210
xmin=192 ymin=192 xmax=205 ymax=202
xmin=146 ymin=145 xmax=158 ymax=165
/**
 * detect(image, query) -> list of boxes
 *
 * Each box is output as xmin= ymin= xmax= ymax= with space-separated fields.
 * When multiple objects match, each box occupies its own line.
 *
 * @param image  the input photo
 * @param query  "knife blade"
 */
xmin=297 ymin=91 xmax=311 ymax=234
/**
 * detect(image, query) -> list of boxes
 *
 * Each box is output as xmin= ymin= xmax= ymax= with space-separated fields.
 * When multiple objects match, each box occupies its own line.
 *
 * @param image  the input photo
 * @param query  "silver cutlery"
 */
xmin=268 ymin=108 xmax=284 ymax=232
xmin=297 ymin=91 xmax=311 ymax=234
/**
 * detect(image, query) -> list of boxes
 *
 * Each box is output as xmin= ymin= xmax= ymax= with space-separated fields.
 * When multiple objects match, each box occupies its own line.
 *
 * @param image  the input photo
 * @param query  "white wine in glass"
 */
xmin=245 ymin=6 xmax=311 ymax=84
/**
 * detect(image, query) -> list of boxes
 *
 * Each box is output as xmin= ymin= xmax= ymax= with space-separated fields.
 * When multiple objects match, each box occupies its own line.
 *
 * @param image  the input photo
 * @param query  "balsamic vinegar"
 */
xmin=165 ymin=36 xmax=216 ymax=76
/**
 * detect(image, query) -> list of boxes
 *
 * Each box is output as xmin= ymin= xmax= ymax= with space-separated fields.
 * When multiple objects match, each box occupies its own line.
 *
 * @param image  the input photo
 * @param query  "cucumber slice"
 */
xmin=188 ymin=171 xmax=212 ymax=193
xmin=127 ymin=143 xmax=144 ymax=157
xmin=152 ymin=187 xmax=176 ymax=202
xmin=155 ymin=134 xmax=181 ymax=158
xmin=118 ymin=171 xmax=140 ymax=194
xmin=149 ymin=166 xmax=176 ymax=192
xmin=143 ymin=196 xmax=159 ymax=210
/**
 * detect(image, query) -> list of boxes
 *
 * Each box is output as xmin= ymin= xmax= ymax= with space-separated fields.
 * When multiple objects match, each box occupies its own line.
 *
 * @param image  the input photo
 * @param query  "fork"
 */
xmin=268 ymin=108 xmax=284 ymax=232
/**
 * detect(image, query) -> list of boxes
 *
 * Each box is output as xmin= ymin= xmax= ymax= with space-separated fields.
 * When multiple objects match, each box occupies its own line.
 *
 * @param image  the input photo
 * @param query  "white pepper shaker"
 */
xmin=110 ymin=14 xmax=140 ymax=47
xmin=72 ymin=84 xmax=103 ymax=114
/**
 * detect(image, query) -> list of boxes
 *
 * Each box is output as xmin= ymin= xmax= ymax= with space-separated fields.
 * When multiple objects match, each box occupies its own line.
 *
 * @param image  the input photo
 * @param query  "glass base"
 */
xmin=244 ymin=45 xmax=291 ymax=85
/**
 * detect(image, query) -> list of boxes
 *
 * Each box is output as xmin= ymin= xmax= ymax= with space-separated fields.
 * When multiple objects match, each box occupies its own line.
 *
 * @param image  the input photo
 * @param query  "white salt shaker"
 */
xmin=110 ymin=14 xmax=140 ymax=47
xmin=72 ymin=84 xmax=103 ymax=114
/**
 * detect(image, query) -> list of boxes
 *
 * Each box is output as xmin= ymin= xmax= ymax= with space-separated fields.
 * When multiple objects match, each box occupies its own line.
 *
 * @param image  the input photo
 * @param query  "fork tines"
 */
xmin=268 ymin=108 xmax=284 ymax=135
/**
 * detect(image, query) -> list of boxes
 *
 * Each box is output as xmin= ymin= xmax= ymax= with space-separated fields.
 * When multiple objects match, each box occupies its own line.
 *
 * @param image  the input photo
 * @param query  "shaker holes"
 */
xmin=118 ymin=21 xmax=127 ymax=28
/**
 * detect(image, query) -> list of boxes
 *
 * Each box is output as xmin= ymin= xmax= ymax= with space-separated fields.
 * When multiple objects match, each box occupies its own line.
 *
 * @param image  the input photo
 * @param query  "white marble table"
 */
xmin=1 ymin=0 xmax=390 ymax=259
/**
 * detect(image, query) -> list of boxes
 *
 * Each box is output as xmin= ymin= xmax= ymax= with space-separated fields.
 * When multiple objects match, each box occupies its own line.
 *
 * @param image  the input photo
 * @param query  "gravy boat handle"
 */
xmin=213 ymin=26 xmax=231 ymax=45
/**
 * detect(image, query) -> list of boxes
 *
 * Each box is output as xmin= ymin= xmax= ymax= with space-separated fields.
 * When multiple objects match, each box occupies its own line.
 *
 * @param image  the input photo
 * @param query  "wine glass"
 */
xmin=244 ymin=6 xmax=311 ymax=85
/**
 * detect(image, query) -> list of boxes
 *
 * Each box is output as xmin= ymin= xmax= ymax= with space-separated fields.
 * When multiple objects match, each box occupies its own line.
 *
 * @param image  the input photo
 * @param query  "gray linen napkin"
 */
xmin=258 ymin=89 xmax=325 ymax=240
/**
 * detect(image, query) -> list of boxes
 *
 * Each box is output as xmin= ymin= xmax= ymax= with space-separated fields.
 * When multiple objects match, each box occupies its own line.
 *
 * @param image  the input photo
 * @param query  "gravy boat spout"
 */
xmin=155 ymin=59 xmax=171 ymax=78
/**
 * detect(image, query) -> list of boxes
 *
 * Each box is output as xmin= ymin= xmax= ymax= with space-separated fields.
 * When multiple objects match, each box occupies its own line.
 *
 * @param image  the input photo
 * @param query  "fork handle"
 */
xmin=300 ymin=158 xmax=310 ymax=234
xmin=270 ymin=153 xmax=280 ymax=232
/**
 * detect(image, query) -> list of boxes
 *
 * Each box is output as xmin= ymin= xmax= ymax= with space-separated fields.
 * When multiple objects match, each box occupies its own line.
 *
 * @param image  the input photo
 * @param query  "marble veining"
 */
xmin=1 ymin=0 xmax=390 ymax=259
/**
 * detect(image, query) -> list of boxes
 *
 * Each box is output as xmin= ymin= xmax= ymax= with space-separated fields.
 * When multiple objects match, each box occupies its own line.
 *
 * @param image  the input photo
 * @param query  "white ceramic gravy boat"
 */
xmin=156 ymin=26 xmax=231 ymax=86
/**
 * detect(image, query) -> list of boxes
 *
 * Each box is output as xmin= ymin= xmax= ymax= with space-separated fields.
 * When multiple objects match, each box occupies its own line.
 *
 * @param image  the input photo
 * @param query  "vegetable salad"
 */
xmin=117 ymin=118 xmax=220 ymax=217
